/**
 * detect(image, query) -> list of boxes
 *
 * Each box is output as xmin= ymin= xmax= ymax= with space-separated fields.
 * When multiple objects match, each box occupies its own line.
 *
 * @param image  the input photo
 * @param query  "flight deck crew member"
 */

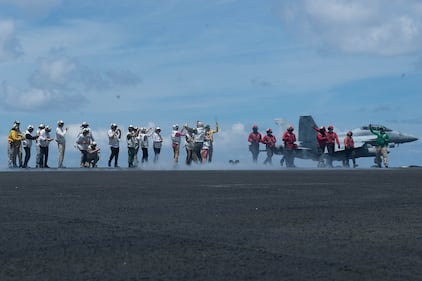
xmin=200 ymin=130 xmax=212 ymax=163
xmin=171 ymin=124 xmax=185 ymax=164
xmin=138 ymin=127 xmax=153 ymax=164
xmin=87 ymin=142 xmax=100 ymax=167
xmin=314 ymin=126 xmax=328 ymax=167
xmin=133 ymin=126 xmax=140 ymax=167
xmin=8 ymin=122 xmax=24 ymax=168
xmin=22 ymin=125 xmax=38 ymax=168
xmin=369 ymin=124 xmax=390 ymax=168
xmin=192 ymin=121 xmax=205 ymax=162
xmin=248 ymin=125 xmax=262 ymax=163
xmin=108 ymin=123 xmax=121 ymax=167
xmin=152 ymin=127 xmax=163 ymax=164
xmin=184 ymin=127 xmax=195 ymax=165
xmin=282 ymin=125 xmax=297 ymax=168
xmin=35 ymin=124 xmax=45 ymax=168
xmin=76 ymin=128 xmax=92 ymax=167
xmin=205 ymin=122 xmax=219 ymax=163
xmin=343 ymin=131 xmax=357 ymax=168
xmin=261 ymin=128 xmax=277 ymax=165
xmin=56 ymin=120 xmax=68 ymax=168
xmin=326 ymin=125 xmax=341 ymax=168
xmin=38 ymin=126 xmax=54 ymax=168
xmin=126 ymin=125 xmax=137 ymax=168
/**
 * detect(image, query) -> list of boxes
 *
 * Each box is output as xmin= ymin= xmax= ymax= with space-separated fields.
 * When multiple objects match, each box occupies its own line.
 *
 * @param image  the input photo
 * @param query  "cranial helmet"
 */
xmin=266 ymin=128 xmax=272 ymax=134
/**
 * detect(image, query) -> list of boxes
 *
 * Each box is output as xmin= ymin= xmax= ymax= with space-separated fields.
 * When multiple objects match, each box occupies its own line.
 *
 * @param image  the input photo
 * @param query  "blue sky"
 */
xmin=1 ymin=0 xmax=421 ymax=168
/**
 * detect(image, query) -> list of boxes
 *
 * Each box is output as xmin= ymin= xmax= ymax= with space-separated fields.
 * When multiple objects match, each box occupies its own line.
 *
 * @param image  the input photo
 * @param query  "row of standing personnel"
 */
xmin=7 ymin=120 xmax=219 ymax=168
xmin=248 ymin=124 xmax=390 ymax=168
xmin=105 ymin=121 xmax=219 ymax=168
xmin=7 ymin=120 xmax=66 ymax=168
xmin=247 ymin=124 xmax=358 ymax=168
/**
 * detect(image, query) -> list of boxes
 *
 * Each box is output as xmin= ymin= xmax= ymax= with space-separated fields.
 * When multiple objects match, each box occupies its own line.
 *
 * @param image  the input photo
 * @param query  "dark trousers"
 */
xmin=109 ymin=147 xmax=119 ymax=166
xmin=326 ymin=144 xmax=335 ymax=167
xmin=23 ymin=147 xmax=31 ymax=168
xmin=141 ymin=147 xmax=148 ymax=163
xmin=153 ymin=147 xmax=161 ymax=163
xmin=249 ymin=144 xmax=259 ymax=163
xmin=39 ymin=146 xmax=49 ymax=168
xmin=284 ymin=149 xmax=296 ymax=167
xmin=185 ymin=148 xmax=193 ymax=165
xmin=317 ymin=145 xmax=326 ymax=166
xmin=80 ymin=150 xmax=88 ymax=166
xmin=193 ymin=142 xmax=203 ymax=162
xmin=263 ymin=147 xmax=274 ymax=165
xmin=128 ymin=147 xmax=136 ymax=167
xmin=344 ymin=148 xmax=356 ymax=167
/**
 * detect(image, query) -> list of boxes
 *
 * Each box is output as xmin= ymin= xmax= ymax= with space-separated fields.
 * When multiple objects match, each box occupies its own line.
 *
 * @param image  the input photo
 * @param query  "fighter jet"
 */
xmin=274 ymin=115 xmax=418 ymax=167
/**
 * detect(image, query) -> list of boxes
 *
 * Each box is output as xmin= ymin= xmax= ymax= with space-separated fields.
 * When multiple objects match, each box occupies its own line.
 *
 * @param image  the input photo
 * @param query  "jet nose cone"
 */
xmin=409 ymin=136 xmax=418 ymax=142
xmin=402 ymin=134 xmax=418 ymax=143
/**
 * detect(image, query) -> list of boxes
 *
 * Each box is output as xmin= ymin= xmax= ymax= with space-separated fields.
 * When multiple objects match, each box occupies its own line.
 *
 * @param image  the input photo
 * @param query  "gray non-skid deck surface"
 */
xmin=1 ymin=169 xmax=422 ymax=281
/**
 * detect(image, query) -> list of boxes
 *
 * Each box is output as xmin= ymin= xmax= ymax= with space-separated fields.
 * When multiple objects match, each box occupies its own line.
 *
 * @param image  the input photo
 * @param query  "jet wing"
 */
xmin=332 ymin=146 xmax=375 ymax=161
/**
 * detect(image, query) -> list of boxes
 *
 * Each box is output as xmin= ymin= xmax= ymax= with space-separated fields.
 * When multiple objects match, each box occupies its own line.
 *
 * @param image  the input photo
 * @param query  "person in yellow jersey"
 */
xmin=204 ymin=122 xmax=219 ymax=163
xmin=8 ymin=121 xmax=24 ymax=168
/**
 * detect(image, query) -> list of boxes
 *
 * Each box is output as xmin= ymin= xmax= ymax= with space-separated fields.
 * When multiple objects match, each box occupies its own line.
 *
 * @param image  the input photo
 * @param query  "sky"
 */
xmin=0 ymin=0 xmax=421 ymax=169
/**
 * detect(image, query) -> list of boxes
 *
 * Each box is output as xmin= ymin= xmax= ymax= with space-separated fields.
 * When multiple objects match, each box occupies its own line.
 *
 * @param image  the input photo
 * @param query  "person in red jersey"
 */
xmin=282 ymin=125 xmax=297 ymax=168
xmin=313 ymin=126 xmax=328 ymax=167
xmin=248 ymin=125 xmax=262 ymax=163
xmin=326 ymin=125 xmax=341 ymax=168
xmin=261 ymin=128 xmax=277 ymax=165
xmin=343 ymin=131 xmax=358 ymax=168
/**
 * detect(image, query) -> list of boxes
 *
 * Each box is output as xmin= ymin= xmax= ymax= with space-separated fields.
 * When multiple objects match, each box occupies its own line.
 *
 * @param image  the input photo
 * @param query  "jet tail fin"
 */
xmin=299 ymin=115 xmax=318 ymax=151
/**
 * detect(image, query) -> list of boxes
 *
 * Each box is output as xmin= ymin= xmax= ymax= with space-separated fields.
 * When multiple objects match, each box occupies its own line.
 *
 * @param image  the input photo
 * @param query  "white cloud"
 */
xmin=0 ymin=19 xmax=23 ymax=61
xmin=0 ymin=49 xmax=142 ymax=112
xmin=279 ymin=0 xmax=422 ymax=55
xmin=30 ymin=55 xmax=78 ymax=89
xmin=217 ymin=122 xmax=247 ymax=147
xmin=0 ymin=81 xmax=85 ymax=111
